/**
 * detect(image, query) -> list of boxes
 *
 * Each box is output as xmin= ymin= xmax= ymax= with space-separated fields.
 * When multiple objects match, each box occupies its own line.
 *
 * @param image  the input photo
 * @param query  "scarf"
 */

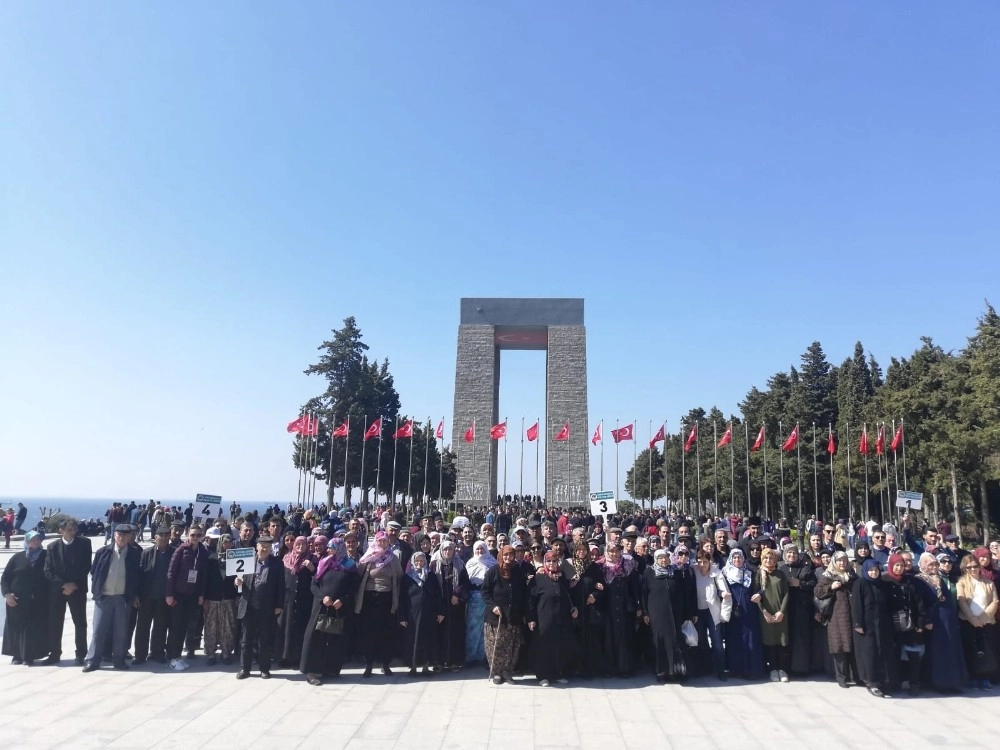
xmin=316 ymin=538 xmax=352 ymax=581
xmin=24 ymin=531 xmax=43 ymax=565
xmin=886 ymin=552 xmax=906 ymax=582
xmin=498 ymin=545 xmax=515 ymax=578
xmin=283 ymin=536 xmax=315 ymax=573
xmin=652 ymin=549 xmax=671 ymax=578
xmin=722 ymin=549 xmax=751 ymax=588
xmin=602 ymin=554 xmax=634 ymax=585
xmin=407 ymin=552 xmax=429 ymax=585
xmin=823 ymin=552 xmax=852 ymax=583
xmin=464 ymin=541 xmax=497 ymax=585
xmin=973 ymin=548 xmax=995 ymax=582
xmin=358 ymin=532 xmax=395 ymax=571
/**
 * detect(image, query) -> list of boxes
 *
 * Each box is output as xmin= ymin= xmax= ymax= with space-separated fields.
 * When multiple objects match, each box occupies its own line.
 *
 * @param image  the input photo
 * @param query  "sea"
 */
xmin=0 ymin=497 xmax=301 ymax=529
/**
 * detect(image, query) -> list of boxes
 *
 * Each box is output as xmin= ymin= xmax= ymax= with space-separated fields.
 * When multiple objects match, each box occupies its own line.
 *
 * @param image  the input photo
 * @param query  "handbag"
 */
xmin=315 ymin=607 xmax=345 ymax=635
xmin=814 ymin=594 xmax=834 ymax=621
xmin=891 ymin=608 xmax=913 ymax=633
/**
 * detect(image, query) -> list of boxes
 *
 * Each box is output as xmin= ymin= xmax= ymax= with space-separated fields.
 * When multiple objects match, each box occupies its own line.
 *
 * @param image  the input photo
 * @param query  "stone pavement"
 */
xmin=0 ymin=544 xmax=994 ymax=749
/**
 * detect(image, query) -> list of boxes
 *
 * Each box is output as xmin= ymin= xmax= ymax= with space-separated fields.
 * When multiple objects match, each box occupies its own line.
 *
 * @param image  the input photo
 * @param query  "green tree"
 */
xmin=626 ymin=446 xmax=664 ymax=509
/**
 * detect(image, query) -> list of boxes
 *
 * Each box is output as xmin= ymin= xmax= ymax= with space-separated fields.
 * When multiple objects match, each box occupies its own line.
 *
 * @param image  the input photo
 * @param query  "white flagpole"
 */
xmin=730 ymin=422 xmax=735 ymax=515
xmin=390 ymin=416 xmax=400 ymax=513
xmin=744 ymin=422 xmax=750 ymax=516
xmin=713 ymin=421 xmax=718 ymax=513
xmin=795 ymin=423 xmax=801 ymax=524
xmin=845 ymin=421 xmax=852 ymax=521
xmin=681 ymin=418 xmax=686 ymax=517
xmin=422 ymin=418 xmax=430 ymax=503
xmin=695 ymin=420 xmax=702 ymax=518
xmin=471 ymin=418 xmax=477 ymax=506
xmin=295 ymin=412 xmax=304 ymax=507
xmin=359 ymin=413 xmax=367 ymax=508
xmin=763 ymin=426 xmax=769 ymax=522
xmin=503 ymin=418 xmax=508 ymax=500
xmin=599 ymin=419 xmax=604 ymax=491
xmin=535 ymin=417 xmax=539 ymax=505
xmin=812 ymin=422 xmax=819 ymax=521
xmin=375 ymin=418 xmax=384 ymax=510
xmin=343 ymin=417 xmax=351 ymax=508
xmin=615 ymin=419 xmax=620 ymax=503
xmin=406 ymin=420 xmax=415 ymax=510
xmin=632 ymin=420 xmax=637 ymax=510
xmin=648 ymin=420 xmax=653 ymax=513
xmin=519 ymin=417 xmax=525 ymax=499
xmin=779 ymin=420 xmax=785 ymax=523
xmin=829 ymin=423 xmax=835 ymax=524
xmin=438 ymin=417 xmax=444 ymax=502
xmin=328 ymin=414 xmax=337 ymax=506
xmin=900 ymin=418 xmax=908 ymax=490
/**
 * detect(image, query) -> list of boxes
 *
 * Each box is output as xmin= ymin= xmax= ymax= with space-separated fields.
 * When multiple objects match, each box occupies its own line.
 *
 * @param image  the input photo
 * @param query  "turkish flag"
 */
xmin=890 ymin=423 xmax=903 ymax=452
xmin=526 ymin=422 xmax=539 ymax=442
xmin=554 ymin=423 xmax=570 ymax=441
xmin=305 ymin=415 xmax=319 ymax=436
xmin=875 ymin=424 xmax=885 ymax=455
xmin=393 ymin=420 xmax=413 ymax=439
xmin=286 ymin=415 xmax=307 ymax=434
xmin=751 ymin=426 xmax=765 ymax=452
xmin=782 ymin=424 xmax=799 ymax=452
xmin=332 ymin=419 xmax=349 ymax=438
xmin=435 ymin=420 xmax=444 ymax=440
xmin=827 ymin=429 xmax=836 ymax=455
xmin=464 ymin=423 xmax=476 ymax=443
xmin=591 ymin=423 xmax=602 ymax=446
xmin=611 ymin=423 xmax=634 ymax=443
xmin=717 ymin=424 xmax=732 ymax=448
xmin=859 ymin=427 xmax=869 ymax=455
xmin=490 ymin=422 xmax=507 ymax=440
xmin=649 ymin=424 xmax=665 ymax=449
xmin=364 ymin=418 xmax=382 ymax=441
xmin=684 ymin=424 xmax=697 ymax=454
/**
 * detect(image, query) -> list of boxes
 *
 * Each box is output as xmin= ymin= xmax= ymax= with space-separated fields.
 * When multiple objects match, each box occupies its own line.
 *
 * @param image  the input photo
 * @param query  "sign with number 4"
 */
xmin=226 ymin=547 xmax=255 ymax=577
xmin=195 ymin=493 xmax=222 ymax=520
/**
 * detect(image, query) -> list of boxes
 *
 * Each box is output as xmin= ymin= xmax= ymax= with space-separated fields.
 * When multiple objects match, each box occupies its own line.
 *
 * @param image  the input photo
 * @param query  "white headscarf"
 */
xmin=463 ymin=540 xmax=497 ymax=585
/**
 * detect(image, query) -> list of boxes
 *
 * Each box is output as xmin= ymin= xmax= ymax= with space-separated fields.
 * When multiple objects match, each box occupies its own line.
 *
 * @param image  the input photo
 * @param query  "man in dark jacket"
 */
xmin=165 ymin=524 xmax=210 ymax=671
xmin=236 ymin=535 xmax=284 ymax=679
xmin=43 ymin=518 xmax=93 ymax=665
xmin=134 ymin=525 xmax=173 ymax=663
xmin=83 ymin=524 xmax=140 ymax=671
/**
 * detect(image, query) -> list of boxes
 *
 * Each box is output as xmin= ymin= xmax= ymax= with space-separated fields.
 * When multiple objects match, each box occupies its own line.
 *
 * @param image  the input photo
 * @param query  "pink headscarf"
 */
xmin=358 ymin=530 xmax=395 ymax=570
xmin=283 ymin=536 xmax=315 ymax=573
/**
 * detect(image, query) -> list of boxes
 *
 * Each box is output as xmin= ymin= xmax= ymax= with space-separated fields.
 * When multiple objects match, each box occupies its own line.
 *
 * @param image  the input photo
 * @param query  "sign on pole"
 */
xmin=896 ymin=490 xmax=923 ymax=511
xmin=226 ymin=547 xmax=255 ymax=576
xmin=589 ymin=491 xmax=617 ymax=517
xmin=194 ymin=493 xmax=223 ymax=521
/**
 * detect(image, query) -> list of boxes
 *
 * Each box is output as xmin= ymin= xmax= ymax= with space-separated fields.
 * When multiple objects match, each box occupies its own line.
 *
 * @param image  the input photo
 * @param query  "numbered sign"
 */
xmin=895 ymin=490 xmax=923 ymax=511
xmin=226 ymin=547 xmax=255 ymax=576
xmin=590 ymin=497 xmax=617 ymax=517
xmin=195 ymin=493 xmax=223 ymax=520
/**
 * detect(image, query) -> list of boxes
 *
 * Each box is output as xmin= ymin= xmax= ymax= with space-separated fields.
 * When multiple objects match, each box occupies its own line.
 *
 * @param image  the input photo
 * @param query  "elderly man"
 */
xmin=43 ymin=518 xmax=93 ymax=665
xmin=83 ymin=524 xmax=140 ymax=672
xmin=386 ymin=521 xmax=414 ymax=569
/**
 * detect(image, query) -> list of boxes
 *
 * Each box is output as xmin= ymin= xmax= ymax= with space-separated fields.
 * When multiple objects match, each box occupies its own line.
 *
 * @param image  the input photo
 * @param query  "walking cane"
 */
xmin=488 ymin=610 xmax=502 ymax=683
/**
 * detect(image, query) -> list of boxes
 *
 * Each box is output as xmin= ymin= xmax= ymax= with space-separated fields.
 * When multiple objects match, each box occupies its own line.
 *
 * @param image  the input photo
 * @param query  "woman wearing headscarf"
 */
xmin=957 ymin=550 xmax=998 ymax=689
xmin=2 ymin=531 xmax=49 ymax=665
xmin=278 ymin=536 xmax=317 ymax=667
xmin=482 ymin=545 xmax=527 ymax=684
xmin=721 ymin=548 xmax=765 ymax=679
xmin=851 ymin=559 xmax=896 ymax=697
xmin=202 ymin=533 xmax=238 ymax=665
xmin=430 ymin=539 xmax=469 ymax=671
xmin=301 ymin=537 xmax=359 ymax=685
xmin=692 ymin=549 xmax=730 ymax=680
xmin=750 ymin=547 xmax=790 ymax=682
xmin=568 ymin=541 xmax=605 ymax=679
xmin=805 ymin=534 xmax=824 ymax=569
xmin=853 ymin=541 xmax=873 ymax=575
xmin=642 ymin=548 xmax=684 ymax=682
xmin=746 ymin=540 xmax=763 ymax=574
xmin=355 ymin=531 xmax=403 ymax=677
xmin=398 ymin=551 xmax=444 ymax=676
xmin=815 ymin=550 xmax=857 ymax=688
xmin=777 ymin=543 xmax=818 ymax=676
xmin=915 ymin=552 xmax=966 ymax=693
xmin=527 ymin=551 xmax=578 ymax=686
xmin=883 ymin=551 xmax=929 ymax=695
xmin=599 ymin=543 xmax=640 ymax=677
xmin=464 ymin=540 xmax=496 ymax=666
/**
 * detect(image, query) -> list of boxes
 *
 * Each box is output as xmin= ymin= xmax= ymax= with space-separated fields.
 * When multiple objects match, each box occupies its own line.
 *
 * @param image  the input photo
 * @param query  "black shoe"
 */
xmin=409 ymin=667 xmax=417 ymax=676
xmin=133 ymin=656 xmax=147 ymax=665
xmin=11 ymin=658 xmax=23 ymax=665
xmin=236 ymin=670 xmax=250 ymax=680
xmin=382 ymin=665 xmax=393 ymax=676
xmin=82 ymin=663 xmax=99 ymax=673
xmin=186 ymin=651 xmax=196 ymax=660
xmin=221 ymin=655 xmax=232 ymax=665
xmin=838 ymin=681 xmax=849 ymax=688
xmin=867 ymin=686 xmax=884 ymax=698
xmin=123 ymin=651 xmax=134 ymax=660
xmin=205 ymin=656 xmax=217 ymax=666
xmin=41 ymin=655 xmax=59 ymax=666
xmin=150 ymin=654 xmax=166 ymax=664
xmin=492 ymin=675 xmax=504 ymax=685
xmin=910 ymin=685 xmax=920 ymax=697
xmin=75 ymin=656 xmax=86 ymax=666
xmin=307 ymin=674 xmax=322 ymax=686
xmin=25 ymin=659 xmax=34 ymax=666
xmin=261 ymin=671 xmax=271 ymax=680
xmin=363 ymin=665 xmax=373 ymax=678
xmin=113 ymin=663 xmax=129 ymax=671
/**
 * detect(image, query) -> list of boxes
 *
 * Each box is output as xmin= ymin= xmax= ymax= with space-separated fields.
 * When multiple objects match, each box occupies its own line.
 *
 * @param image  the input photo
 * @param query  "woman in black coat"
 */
xmin=2 ymin=532 xmax=49 ymax=665
xmin=568 ymin=542 xmax=605 ymax=679
xmin=398 ymin=552 xmax=444 ymax=675
xmin=778 ymin=544 xmax=819 ymax=676
xmin=599 ymin=543 xmax=641 ymax=676
xmin=300 ymin=539 xmax=359 ymax=686
xmin=279 ymin=536 xmax=317 ymax=667
xmin=527 ymin=552 xmax=578 ymax=686
xmin=851 ymin=559 xmax=897 ymax=697
xmin=482 ymin=545 xmax=528 ymax=684
xmin=884 ymin=552 xmax=929 ymax=696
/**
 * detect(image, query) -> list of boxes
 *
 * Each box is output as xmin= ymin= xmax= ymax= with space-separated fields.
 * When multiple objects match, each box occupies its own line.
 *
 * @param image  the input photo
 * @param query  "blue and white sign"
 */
xmin=896 ymin=490 xmax=923 ymax=511
xmin=195 ymin=493 xmax=223 ymax=520
xmin=226 ymin=547 xmax=255 ymax=576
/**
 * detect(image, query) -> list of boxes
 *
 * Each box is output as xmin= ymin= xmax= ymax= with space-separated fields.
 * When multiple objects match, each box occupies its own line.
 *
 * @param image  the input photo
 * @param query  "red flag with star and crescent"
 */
xmin=435 ymin=420 xmax=444 ymax=440
xmin=782 ymin=424 xmax=799 ymax=452
xmin=489 ymin=422 xmax=507 ymax=440
xmin=464 ymin=422 xmax=476 ymax=443
xmin=591 ymin=423 xmax=602 ymax=446
xmin=332 ymin=419 xmax=349 ymax=438
xmin=364 ymin=418 xmax=382 ymax=440
xmin=751 ymin=426 xmax=765 ymax=452
xmin=717 ymin=424 xmax=733 ymax=448
xmin=287 ymin=415 xmax=308 ymax=434
xmin=827 ymin=427 xmax=836 ymax=455
xmin=859 ymin=426 xmax=869 ymax=455
xmin=611 ymin=424 xmax=634 ymax=443
xmin=393 ymin=420 xmax=413 ymax=439
xmin=875 ymin=424 xmax=885 ymax=455
xmin=554 ymin=423 xmax=570 ymax=441
xmin=526 ymin=421 xmax=539 ymax=442
xmin=649 ymin=424 xmax=665 ymax=450
xmin=684 ymin=424 xmax=697 ymax=454
xmin=890 ymin=423 xmax=903 ymax=452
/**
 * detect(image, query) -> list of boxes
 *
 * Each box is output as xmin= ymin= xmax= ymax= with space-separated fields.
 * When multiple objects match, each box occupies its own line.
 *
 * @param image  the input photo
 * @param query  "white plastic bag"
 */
xmin=681 ymin=619 xmax=699 ymax=648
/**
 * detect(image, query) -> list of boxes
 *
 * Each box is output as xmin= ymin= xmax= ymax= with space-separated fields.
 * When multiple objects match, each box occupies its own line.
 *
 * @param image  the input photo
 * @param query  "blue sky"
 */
xmin=2 ymin=2 xmax=997 ymax=503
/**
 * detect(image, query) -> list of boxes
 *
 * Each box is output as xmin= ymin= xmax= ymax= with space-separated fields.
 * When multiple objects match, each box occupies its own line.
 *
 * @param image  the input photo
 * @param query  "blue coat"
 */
xmin=90 ymin=544 xmax=140 ymax=602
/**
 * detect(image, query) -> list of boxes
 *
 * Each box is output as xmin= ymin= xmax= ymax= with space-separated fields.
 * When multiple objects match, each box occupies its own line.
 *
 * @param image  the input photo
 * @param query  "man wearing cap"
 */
xmin=83 ymin=524 xmax=140 ymax=672
xmin=43 ymin=518 xmax=93 ymax=665
xmin=134 ymin=525 xmax=174 ymax=664
xmin=739 ymin=517 xmax=764 ymax=557
xmin=168 ymin=520 xmax=185 ymax=549
xmin=236 ymin=535 xmax=284 ymax=679
xmin=165 ymin=524 xmax=210 ymax=671
xmin=941 ymin=535 xmax=968 ymax=581
xmin=386 ymin=521 xmax=414 ymax=569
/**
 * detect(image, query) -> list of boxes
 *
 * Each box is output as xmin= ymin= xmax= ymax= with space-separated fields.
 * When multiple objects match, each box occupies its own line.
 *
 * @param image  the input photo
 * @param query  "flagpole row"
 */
xmin=812 ymin=423 xmax=819 ymax=521
xmin=744 ymin=422 xmax=751 ymax=517
xmin=360 ymin=414 xmax=367 ymax=510
xmin=328 ymin=413 xmax=337 ymax=506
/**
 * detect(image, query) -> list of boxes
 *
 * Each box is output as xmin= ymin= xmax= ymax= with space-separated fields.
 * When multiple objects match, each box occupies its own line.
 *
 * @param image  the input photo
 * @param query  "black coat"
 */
xmin=398 ymin=571 xmax=444 ymax=666
xmin=237 ymin=556 xmax=285 ymax=619
xmin=481 ymin=565 xmax=528 ymax=627
xmin=850 ymin=575 xmax=897 ymax=688
xmin=600 ymin=568 xmax=642 ymax=675
xmin=527 ymin=572 xmax=574 ymax=680
xmin=2 ymin=550 xmax=50 ymax=661
xmin=43 ymin=537 xmax=92 ymax=593
xmin=300 ymin=565 xmax=359 ymax=675
xmin=779 ymin=559 xmax=818 ymax=674
xmin=642 ymin=565 xmax=695 ymax=678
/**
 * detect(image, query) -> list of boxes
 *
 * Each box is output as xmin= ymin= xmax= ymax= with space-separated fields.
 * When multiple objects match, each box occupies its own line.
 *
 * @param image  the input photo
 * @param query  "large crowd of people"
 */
xmin=3 ymin=503 xmax=999 ymax=698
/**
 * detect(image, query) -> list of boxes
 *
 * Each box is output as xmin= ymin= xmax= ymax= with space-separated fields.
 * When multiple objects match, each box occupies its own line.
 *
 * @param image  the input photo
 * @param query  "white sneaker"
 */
xmin=769 ymin=670 xmax=780 ymax=682
xmin=169 ymin=659 xmax=190 ymax=672
xmin=779 ymin=670 xmax=789 ymax=683
xmin=539 ymin=679 xmax=550 ymax=687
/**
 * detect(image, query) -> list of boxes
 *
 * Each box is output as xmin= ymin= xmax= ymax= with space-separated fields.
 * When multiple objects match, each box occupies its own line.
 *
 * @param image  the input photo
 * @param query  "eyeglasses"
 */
xmin=873 ymin=535 xmax=884 ymax=539
xmin=823 ymin=529 xmax=834 ymax=533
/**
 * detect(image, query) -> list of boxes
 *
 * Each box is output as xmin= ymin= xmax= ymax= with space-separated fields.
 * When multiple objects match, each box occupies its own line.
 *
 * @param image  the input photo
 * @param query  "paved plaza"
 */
xmin=1 ymin=543 xmax=994 ymax=749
